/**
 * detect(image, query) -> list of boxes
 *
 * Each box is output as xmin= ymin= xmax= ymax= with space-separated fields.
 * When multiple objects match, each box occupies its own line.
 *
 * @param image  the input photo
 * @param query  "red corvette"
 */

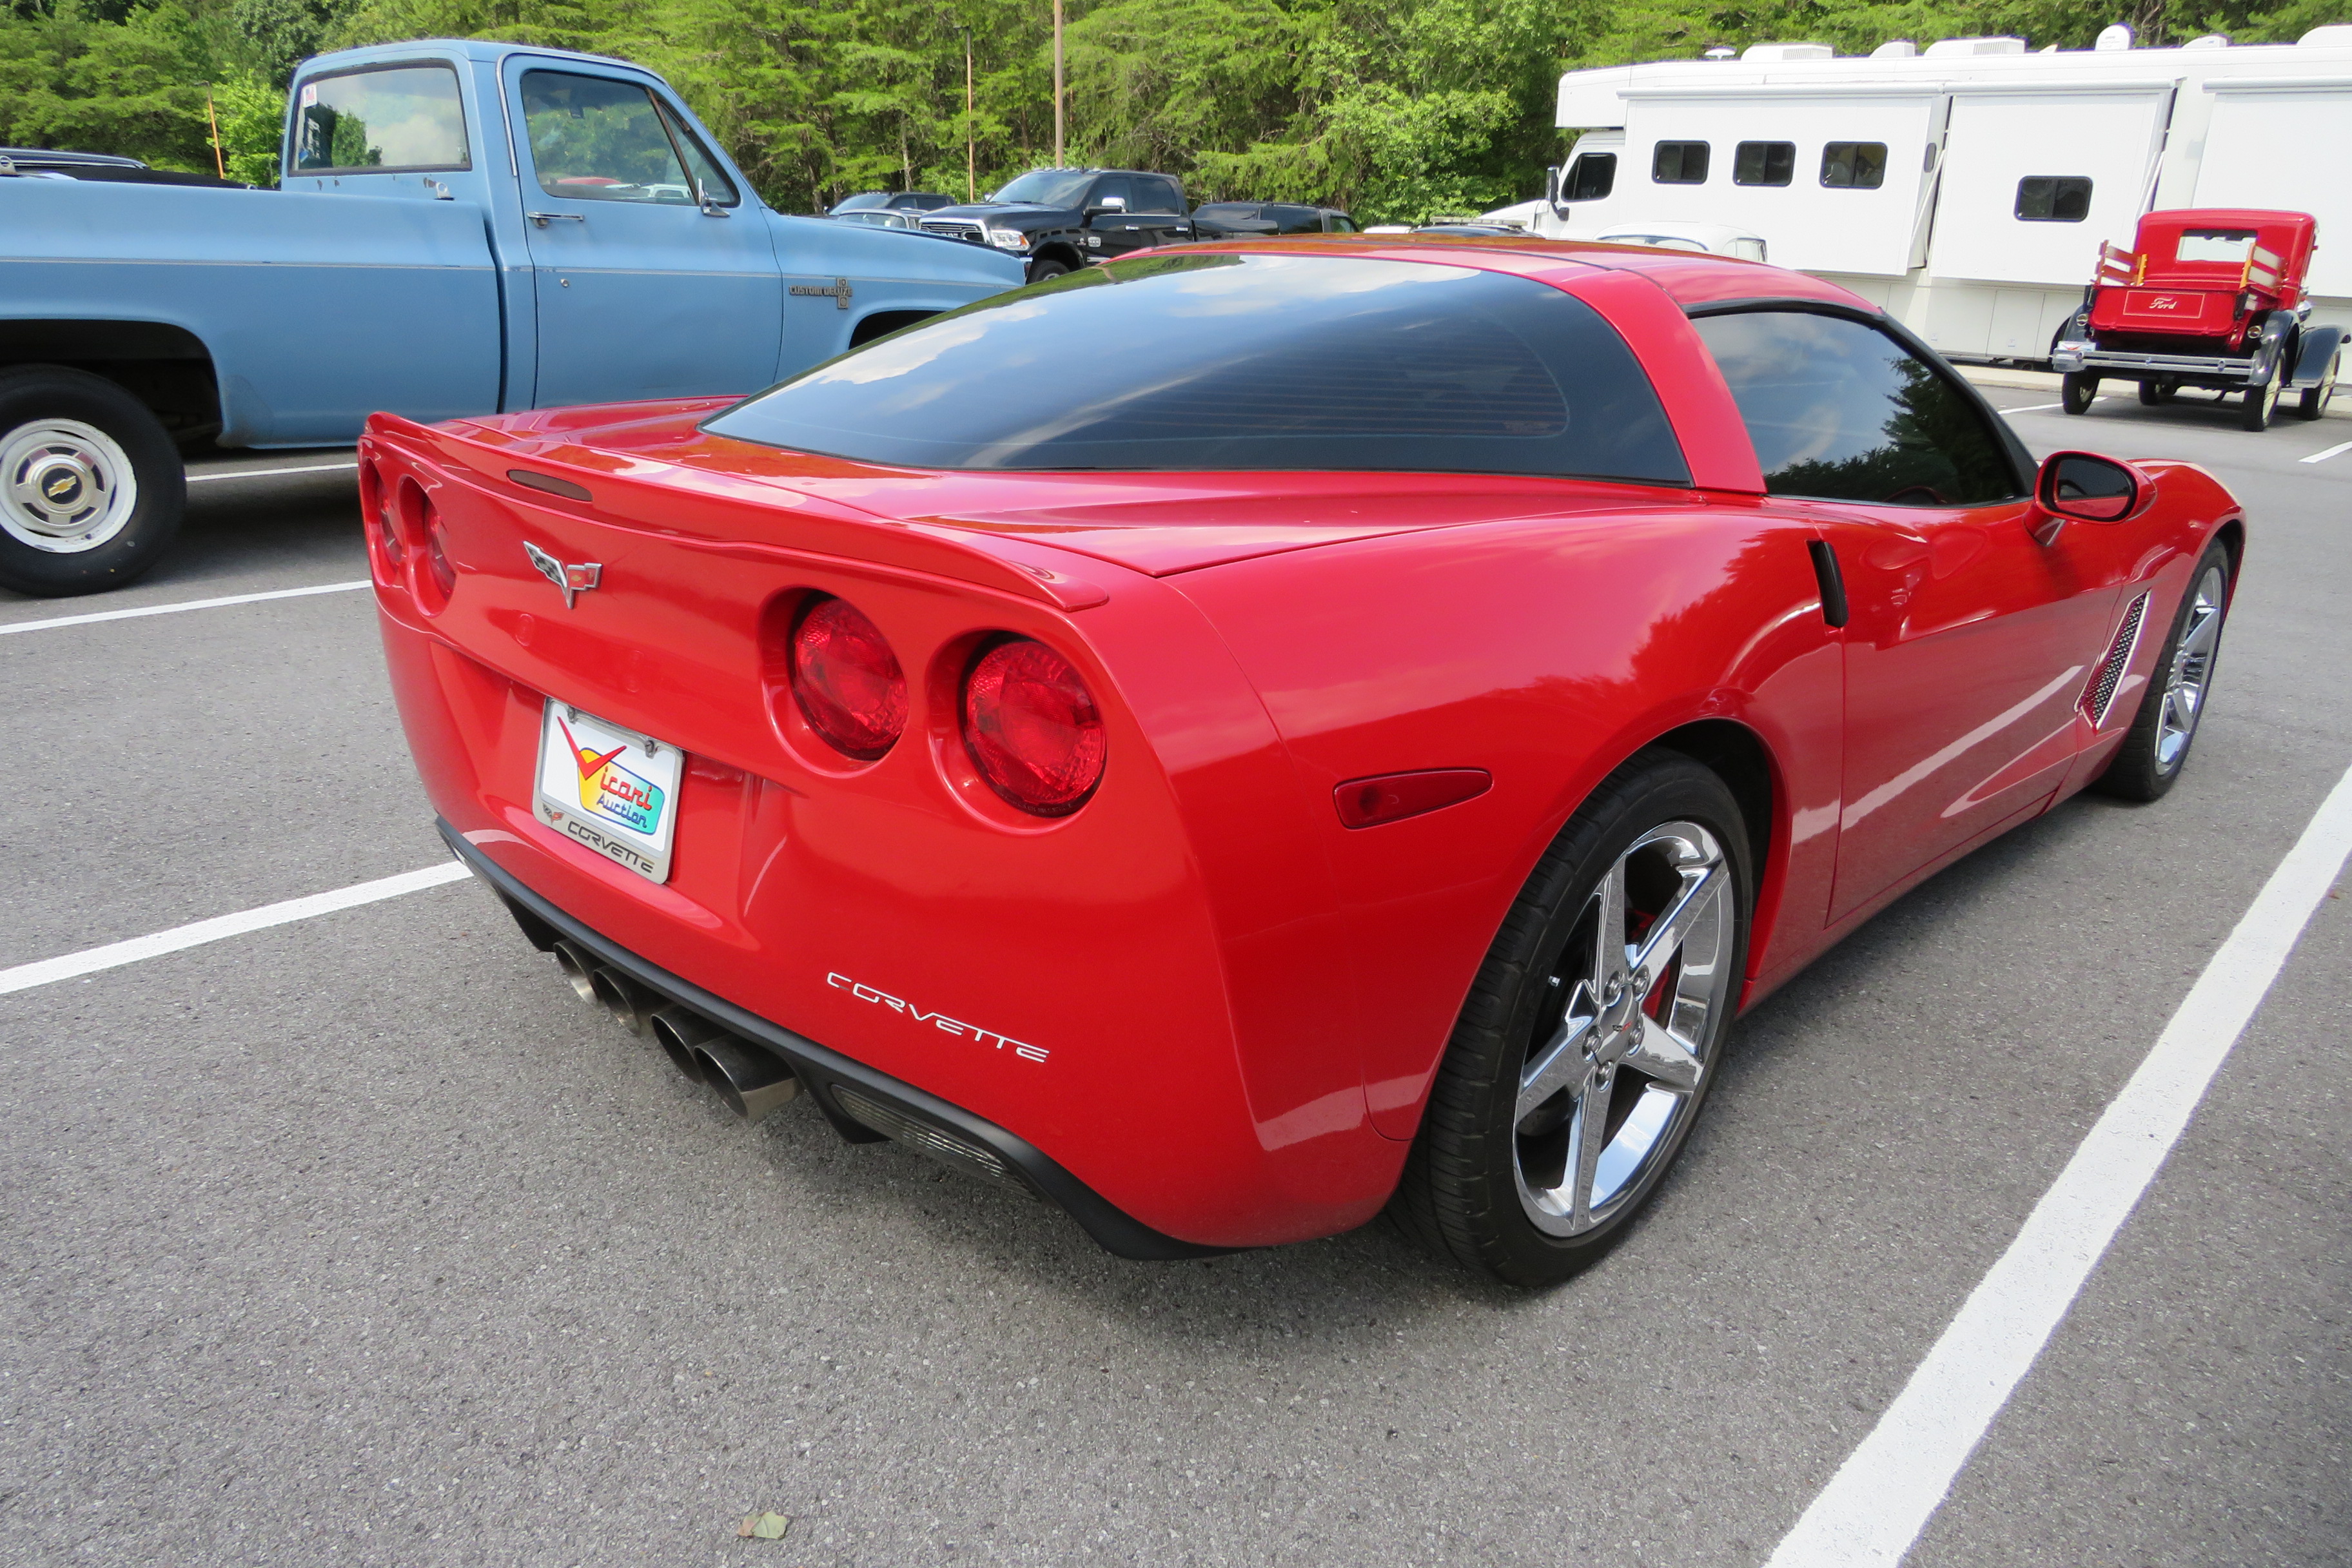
xmin=366 ymin=239 xmax=2242 ymax=1284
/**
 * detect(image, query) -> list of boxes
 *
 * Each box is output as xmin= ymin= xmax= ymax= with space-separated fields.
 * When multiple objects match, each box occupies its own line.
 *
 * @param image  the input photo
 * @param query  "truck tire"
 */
xmin=0 ymin=366 xmax=184 ymax=597
xmin=1026 ymin=258 xmax=1070 ymax=283
xmin=2061 ymin=372 xmax=2098 ymax=415
xmin=2298 ymin=350 xmax=2339 ymax=420
xmin=2139 ymin=378 xmax=2177 ymax=406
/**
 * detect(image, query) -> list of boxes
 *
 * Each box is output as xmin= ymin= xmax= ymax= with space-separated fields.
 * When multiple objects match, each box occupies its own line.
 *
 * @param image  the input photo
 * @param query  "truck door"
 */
xmin=508 ymin=64 xmax=783 ymax=407
xmin=1128 ymin=176 xmax=1193 ymax=249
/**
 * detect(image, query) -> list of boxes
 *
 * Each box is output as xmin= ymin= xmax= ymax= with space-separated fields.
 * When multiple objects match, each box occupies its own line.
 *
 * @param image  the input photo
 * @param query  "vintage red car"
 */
xmin=366 ymin=239 xmax=2242 ymax=1284
xmin=2051 ymin=206 xmax=2343 ymax=429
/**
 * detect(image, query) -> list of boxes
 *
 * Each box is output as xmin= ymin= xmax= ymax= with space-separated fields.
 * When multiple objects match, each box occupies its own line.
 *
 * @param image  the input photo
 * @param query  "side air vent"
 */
xmin=2083 ymin=591 xmax=2151 ymax=727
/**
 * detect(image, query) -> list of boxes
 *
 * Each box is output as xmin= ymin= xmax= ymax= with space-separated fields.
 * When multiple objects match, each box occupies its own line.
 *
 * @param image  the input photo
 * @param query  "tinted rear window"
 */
xmin=704 ymin=254 xmax=1688 ymax=483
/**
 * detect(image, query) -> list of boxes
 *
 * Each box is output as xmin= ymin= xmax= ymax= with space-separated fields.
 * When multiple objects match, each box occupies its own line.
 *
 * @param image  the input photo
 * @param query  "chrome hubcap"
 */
xmin=2155 ymin=564 xmax=2226 ymax=772
xmin=1515 ymin=821 xmax=1734 ymax=1237
xmin=1 ymin=418 xmax=137 ymax=553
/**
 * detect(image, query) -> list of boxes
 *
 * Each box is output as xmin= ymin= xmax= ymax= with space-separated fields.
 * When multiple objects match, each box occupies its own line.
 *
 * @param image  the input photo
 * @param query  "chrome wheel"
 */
xmin=2155 ymin=564 xmax=2225 ymax=773
xmin=1514 ymin=819 xmax=1734 ymax=1237
xmin=0 ymin=418 xmax=139 ymax=554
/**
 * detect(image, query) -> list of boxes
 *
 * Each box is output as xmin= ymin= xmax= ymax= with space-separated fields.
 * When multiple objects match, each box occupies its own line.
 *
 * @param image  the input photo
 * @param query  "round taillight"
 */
xmin=425 ymin=512 xmax=456 ymax=602
xmin=379 ymin=478 xmax=412 ymax=573
xmin=789 ymin=596 xmax=906 ymax=760
xmin=961 ymin=637 xmax=1106 ymax=816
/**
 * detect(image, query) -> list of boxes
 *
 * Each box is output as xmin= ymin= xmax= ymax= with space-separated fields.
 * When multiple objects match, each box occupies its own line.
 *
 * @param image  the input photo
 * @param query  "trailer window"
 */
xmin=1653 ymin=142 xmax=1710 ymax=184
xmin=1734 ymin=142 xmax=1794 ymax=186
xmin=2176 ymin=228 xmax=2257 ymax=263
xmin=2015 ymin=177 xmax=2092 ymax=222
xmin=1565 ymin=153 xmax=1616 ymax=201
xmin=1692 ymin=309 xmax=2018 ymax=507
xmin=293 ymin=64 xmax=469 ymax=173
xmin=1819 ymin=142 xmax=1886 ymax=190
xmin=707 ymin=253 xmax=1690 ymax=485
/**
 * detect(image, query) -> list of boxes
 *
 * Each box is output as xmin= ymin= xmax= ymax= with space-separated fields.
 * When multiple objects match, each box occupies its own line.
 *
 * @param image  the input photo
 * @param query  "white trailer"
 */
xmin=1542 ymin=26 xmax=2352 ymax=362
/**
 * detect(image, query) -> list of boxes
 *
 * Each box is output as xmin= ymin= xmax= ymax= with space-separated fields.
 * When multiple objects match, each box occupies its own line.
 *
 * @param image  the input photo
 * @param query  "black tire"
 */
xmin=2138 ymin=378 xmax=2176 ymax=406
xmin=2061 ymin=371 xmax=2099 ymax=415
xmin=1389 ymin=750 xmax=1752 ymax=1286
xmin=2240 ymin=370 xmax=2280 ymax=431
xmin=2093 ymin=542 xmax=2231 ymax=803
xmin=1026 ymin=257 xmax=1070 ymax=283
xmin=0 ymin=366 xmax=183 ymax=597
xmin=2298 ymin=350 xmax=2339 ymax=420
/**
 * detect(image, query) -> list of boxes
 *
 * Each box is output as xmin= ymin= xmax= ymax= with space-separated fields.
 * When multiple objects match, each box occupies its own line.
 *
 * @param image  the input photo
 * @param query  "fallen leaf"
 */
xmin=736 ymin=1511 xmax=790 ymax=1542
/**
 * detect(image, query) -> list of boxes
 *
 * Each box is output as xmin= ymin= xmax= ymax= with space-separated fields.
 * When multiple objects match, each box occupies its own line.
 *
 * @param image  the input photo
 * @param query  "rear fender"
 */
xmin=2293 ymin=324 xmax=2344 ymax=388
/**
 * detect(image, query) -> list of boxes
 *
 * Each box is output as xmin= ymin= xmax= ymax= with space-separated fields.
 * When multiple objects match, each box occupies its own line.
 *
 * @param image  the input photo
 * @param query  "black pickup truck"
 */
xmin=919 ymin=168 xmax=1193 ymax=282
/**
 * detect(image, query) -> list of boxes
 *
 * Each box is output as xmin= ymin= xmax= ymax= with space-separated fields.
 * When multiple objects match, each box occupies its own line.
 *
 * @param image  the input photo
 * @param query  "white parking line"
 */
xmin=1767 ymin=760 xmax=2352 ymax=1567
xmin=0 ymin=580 xmax=371 ymax=636
xmin=0 ymin=862 xmax=470 ymax=997
xmin=2001 ymin=400 xmax=2069 ymax=414
xmin=2301 ymin=438 xmax=2352 ymax=465
xmin=185 ymin=460 xmax=358 ymax=484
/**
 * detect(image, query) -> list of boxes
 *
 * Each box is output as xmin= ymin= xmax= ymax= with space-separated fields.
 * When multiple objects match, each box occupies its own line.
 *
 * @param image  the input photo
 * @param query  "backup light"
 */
xmin=962 ymin=637 xmax=1106 ymax=816
xmin=789 ymin=596 xmax=906 ymax=760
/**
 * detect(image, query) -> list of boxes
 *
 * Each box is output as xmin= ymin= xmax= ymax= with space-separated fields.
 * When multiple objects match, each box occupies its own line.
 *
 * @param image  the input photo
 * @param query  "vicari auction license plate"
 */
xmin=534 ymin=700 xmax=683 ymax=883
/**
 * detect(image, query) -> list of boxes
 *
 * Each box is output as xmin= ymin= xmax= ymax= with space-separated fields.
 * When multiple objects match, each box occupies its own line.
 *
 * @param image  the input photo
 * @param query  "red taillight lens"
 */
xmin=425 ymin=513 xmax=456 ymax=602
xmin=789 ymin=596 xmax=906 ymax=760
xmin=962 ymin=638 xmax=1106 ymax=816
xmin=379 ymin=478 xmax=411 ymax=573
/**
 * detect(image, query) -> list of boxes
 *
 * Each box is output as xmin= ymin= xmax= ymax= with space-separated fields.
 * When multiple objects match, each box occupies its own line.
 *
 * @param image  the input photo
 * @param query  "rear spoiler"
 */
xmin=366 ymin=411 xmax=1110 ymax=612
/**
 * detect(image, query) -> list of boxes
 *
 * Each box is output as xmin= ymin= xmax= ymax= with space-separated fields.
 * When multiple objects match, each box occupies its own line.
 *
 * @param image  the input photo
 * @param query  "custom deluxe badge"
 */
xmin=533 ymin=700 xmax=683 ymax=883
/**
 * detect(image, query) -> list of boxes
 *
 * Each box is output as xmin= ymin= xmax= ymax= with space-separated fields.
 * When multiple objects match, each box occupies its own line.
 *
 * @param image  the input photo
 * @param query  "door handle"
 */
xmin=526 ymin=211 xmax=587 ymax=226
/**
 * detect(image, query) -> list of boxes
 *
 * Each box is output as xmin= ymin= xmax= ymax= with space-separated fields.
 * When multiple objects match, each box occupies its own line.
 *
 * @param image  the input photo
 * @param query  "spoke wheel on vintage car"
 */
xmin=2095 ymin=544 xmax=2232 ymax=803
xmin=1391 ymin=750 xmax=1750 ymax=1286
xmin=2060 ymin=371 xmax=2099 ymax=415
xmin=2298 ymin=349 xmax=2340 ymax=420
xmin=0 ymin=366 xmax=184 ymax=597
xmin=2240 ymin=368 xmax=2282 ymax=431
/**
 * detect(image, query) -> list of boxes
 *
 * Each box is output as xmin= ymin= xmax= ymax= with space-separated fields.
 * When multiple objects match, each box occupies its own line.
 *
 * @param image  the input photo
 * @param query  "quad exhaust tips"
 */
xmin=551 ymin=941 xmax=599 ymax=1004
xmin=588 ymin=965 xmax=658 ymax=1035
xmin=650 ymin=1006 xmax=801 ymax=1122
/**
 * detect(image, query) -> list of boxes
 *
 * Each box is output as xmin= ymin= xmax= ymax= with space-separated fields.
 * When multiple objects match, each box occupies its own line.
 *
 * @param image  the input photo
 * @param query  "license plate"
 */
xmin=534 ymin=700 xmax=683 ymax=883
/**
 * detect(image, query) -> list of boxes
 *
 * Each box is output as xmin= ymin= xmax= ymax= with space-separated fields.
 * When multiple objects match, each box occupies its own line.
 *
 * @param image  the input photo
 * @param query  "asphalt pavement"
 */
xmin=1 ymin=396 xmax=2345 ymax=1567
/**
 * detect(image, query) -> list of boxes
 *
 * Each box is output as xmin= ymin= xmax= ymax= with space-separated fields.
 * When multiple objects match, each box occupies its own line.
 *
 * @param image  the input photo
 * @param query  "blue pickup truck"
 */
xmin=0 ymin=40 xmax=1024 ymax=596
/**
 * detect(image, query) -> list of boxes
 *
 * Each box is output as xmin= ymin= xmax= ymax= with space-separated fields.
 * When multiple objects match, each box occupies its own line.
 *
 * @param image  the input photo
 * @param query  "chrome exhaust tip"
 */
xmin=551 ymin=941 xmax=599 ymax=1004
xmin=692 ymin=1035 xmax=802 ymax=1124
xmin=647 ymin=1005 xmax=720 ymax=1079
xmin=588 ymin=966 xmax=655 ymax=1035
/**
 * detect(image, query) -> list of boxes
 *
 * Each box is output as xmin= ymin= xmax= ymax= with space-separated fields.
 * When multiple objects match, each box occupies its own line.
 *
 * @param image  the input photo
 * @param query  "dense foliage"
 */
xmin=3 ymin=0 xmax=2344 ymax=220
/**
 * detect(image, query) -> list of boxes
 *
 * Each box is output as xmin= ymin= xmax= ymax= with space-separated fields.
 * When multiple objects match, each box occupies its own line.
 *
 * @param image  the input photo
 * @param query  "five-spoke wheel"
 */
xmin=1391 ymin=750 xmax=1750 ymax=1285
xmin=2097 ymin=542 xmax=2232 ymax=802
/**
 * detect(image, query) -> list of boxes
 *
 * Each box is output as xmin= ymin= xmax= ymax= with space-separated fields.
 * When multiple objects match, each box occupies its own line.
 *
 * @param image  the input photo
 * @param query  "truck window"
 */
xmin=706 ymin=253 xmax=1689 ymax=485
xmin=2176 ymin=228 xmax=2257 ymax=264
xmin=1819 ymin=142 xmax=1886 ymax=190
xmin=1733 ymin=141 xmax=1794 ymax=187
xmin=293 ymin=64 xmax=469 ymax=173
xmin=1652 ymin=142 xmax=1709 ymax=184
xmin=1135 ymin=177 xmax=1184 ymax=214
xmin=658 ymin=99 xmax=738 ymax=206
xmin=1326 ymin=213 xmax=1357 ymax=233
xmin=1564 ymin=153 xmax=1616 ymax=201
xmin=522 ymin=72 xmax=701 ymax=204
xmin=1690 ymin=308 xmax=2018 ymax=506
xmin=1088 ymin=176 xmax=1136 ymax=211
xmin=2014 ymin=176 xmax=2092 ymax=222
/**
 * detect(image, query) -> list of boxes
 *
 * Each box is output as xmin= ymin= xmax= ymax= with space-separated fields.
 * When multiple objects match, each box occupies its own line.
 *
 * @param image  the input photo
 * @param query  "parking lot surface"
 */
xmin=3 ymin=397 xmax=2346 ymax=1566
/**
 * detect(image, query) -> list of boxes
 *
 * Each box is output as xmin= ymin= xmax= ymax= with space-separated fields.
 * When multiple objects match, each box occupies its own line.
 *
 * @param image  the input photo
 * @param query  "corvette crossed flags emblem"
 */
xmin=524 ymin=540 xmax=600 ymax=609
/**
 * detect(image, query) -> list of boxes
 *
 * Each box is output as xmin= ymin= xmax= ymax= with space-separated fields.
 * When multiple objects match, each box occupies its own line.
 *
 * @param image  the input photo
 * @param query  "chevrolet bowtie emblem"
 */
xmin=524 ymin=540 xmax=600 ymax=608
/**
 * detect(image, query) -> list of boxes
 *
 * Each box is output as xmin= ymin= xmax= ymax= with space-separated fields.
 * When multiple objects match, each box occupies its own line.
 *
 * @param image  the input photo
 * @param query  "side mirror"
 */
xmin=1544 ymin=164 xmax=1567 ymax=220
xmin=2036 ymin=451 xmax=2142 ymax=527
xmin=1086 ymin=195 xmax=1127 ymax=220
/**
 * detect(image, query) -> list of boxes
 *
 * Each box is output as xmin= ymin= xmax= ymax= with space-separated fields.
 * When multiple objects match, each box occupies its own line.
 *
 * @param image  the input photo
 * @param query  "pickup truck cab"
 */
xmin=0 ymin=39 xmax=1023 ymax=596
xmin=916 ymin=168 xmax=1193 ymax=282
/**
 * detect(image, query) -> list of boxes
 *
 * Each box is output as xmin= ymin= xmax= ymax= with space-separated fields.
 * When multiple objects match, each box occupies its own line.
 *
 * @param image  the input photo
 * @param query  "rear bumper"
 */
xmin=2050 ymin=345 xmax=2260 ymax=381
xmin=443 ymin=819 xmax=1227 ymax=1261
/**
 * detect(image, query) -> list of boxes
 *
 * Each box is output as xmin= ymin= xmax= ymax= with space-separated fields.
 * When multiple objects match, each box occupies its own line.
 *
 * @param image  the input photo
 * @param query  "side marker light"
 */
xmin=1335 ymin=769 xmax=1493 ymax=828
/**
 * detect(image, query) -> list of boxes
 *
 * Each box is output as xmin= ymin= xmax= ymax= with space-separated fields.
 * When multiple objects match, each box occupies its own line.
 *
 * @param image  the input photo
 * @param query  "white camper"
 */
xmin=1544 ymin=26 xmax=2352 ymax=362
